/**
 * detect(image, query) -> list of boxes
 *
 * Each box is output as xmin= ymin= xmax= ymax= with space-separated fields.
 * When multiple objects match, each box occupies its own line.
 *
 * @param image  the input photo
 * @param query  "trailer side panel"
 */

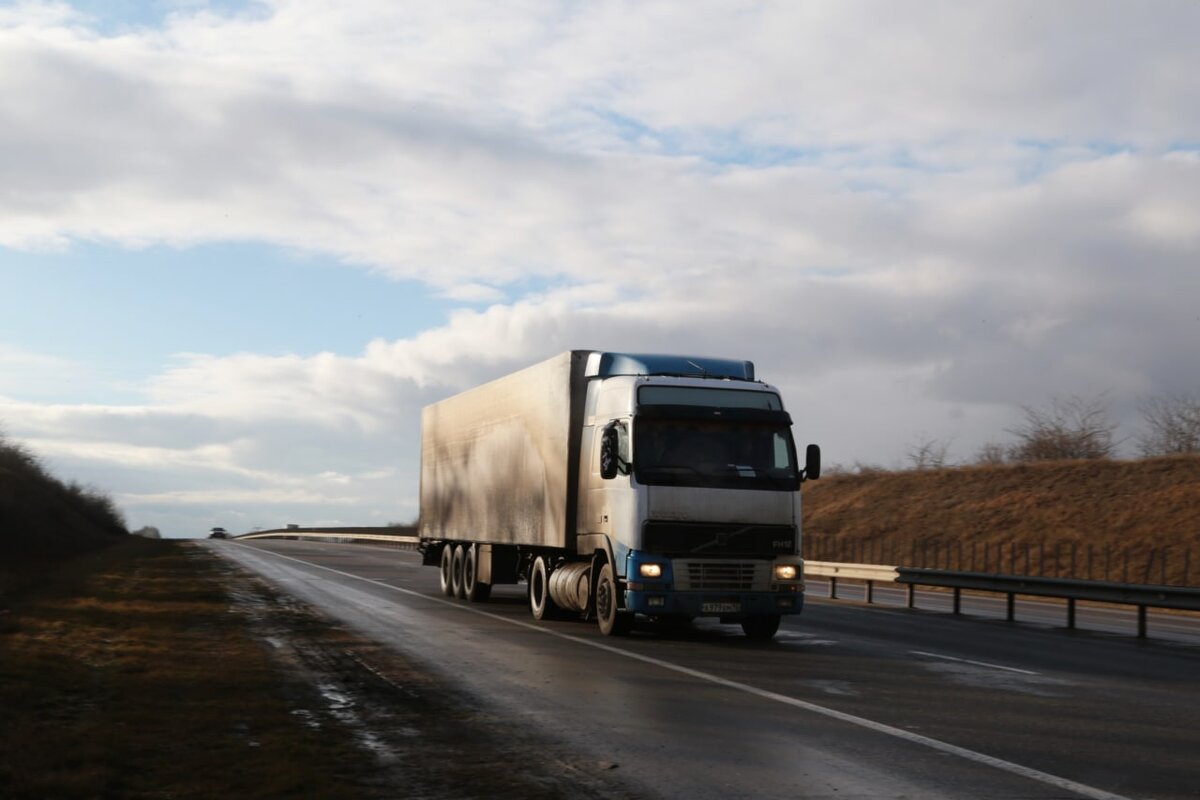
xmin=419 ymin=351 xmax=587 ymax=549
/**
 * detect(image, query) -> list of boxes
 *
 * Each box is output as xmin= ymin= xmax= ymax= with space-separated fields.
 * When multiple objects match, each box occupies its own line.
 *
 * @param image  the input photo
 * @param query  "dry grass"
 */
xmin=0 ymin=538 xmax=372 ymax=800
xmin=0 ymin=538 xmax=641 ymax=800
xmin=804 ymin=456 xmax=1200 ymax=585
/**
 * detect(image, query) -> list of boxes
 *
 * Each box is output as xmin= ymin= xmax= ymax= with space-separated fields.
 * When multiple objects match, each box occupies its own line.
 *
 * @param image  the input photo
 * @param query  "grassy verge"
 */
xmin=0 ymin=538 xmax=639 ymax=800
xmin=0 ymin=538 xmax=374 ymax=800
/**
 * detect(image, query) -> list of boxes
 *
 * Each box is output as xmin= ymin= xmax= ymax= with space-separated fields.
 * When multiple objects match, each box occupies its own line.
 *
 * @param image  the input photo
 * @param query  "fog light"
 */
xmin=647 ymin=596 xmax=666 ymax=608
xmin=776 ymin=597 xmax=795 ymax=609
xmin=639 ymin=563 xmax=664 ymax=578
xmin=774 ymin=564 xmax=798 ymax=581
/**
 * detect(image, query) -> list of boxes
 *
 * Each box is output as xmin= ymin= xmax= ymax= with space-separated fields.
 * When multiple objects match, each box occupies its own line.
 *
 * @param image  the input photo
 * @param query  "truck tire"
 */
xmin=596 ymin=562 xmax=633 ymax=636
xmin=439 ymin=545 xmax=455 ymax=597
xmin=462 ymin=545 xmax=492 ymax=603
xmin=741 ymin=614 xmax=781 ymax=640
xmin=528 ymin=556 xmax=558 ymax=620
xmin=451 ymin=544 xmax=467 ymax=599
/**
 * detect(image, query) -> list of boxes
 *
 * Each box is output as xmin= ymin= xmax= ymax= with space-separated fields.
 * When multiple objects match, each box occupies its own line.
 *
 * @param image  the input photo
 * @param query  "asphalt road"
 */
xmin=207 ymin=539 xmax=1200 ymax=800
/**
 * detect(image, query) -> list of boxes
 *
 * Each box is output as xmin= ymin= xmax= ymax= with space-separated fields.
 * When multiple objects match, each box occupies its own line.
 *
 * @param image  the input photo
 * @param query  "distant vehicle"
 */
xmin=208 ymin=527 xmax=229 ymax=539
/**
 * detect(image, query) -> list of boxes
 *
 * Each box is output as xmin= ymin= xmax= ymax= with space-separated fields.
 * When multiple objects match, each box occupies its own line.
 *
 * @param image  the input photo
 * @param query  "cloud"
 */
xmin=1 ymin=2 xmax=1198 ymax=534
xmin=4 ymin=2 xmax=1199 ymax=284
xmin=438 ymin=282 xmax=507 ymax=304
xmin=0 ymin=344 xmax=78 ymax=373
xmin=122 ymin=488 xmax=358 ymax=506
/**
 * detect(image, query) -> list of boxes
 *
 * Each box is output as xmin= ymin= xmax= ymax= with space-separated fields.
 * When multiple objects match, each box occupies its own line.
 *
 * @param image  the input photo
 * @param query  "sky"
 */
xmin=2 ymin=1 xmax=1199 ymax=537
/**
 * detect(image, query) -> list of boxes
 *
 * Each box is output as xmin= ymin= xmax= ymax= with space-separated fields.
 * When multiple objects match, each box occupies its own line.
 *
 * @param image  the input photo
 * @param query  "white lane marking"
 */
xmin=909 ymin=650 xmax=1039 ymax=675
xmin=226 ymin=541 xmax=1132 ymax=800
xmin=774 ymin=630 xmax=837 ymax=646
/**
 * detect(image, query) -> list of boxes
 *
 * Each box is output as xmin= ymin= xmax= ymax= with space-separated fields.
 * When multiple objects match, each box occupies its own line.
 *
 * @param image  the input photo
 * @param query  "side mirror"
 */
xmin=600 ymin=426 xmax=620 ymax=480
xmin=804 ymin=443 xmax=821 ymax=481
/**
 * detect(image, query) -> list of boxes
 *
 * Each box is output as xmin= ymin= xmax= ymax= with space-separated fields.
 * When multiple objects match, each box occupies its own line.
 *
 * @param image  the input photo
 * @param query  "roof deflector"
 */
xmin=584 ymin=352 xmax=754 ymax=381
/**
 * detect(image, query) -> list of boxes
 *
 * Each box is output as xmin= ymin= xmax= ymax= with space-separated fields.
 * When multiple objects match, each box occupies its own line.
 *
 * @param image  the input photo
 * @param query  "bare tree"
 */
xmin=906 ymin=436 xmax=953 ymax=470
xmin=1138 ymin=392 xmax=1200 ymax=456
xmin=974 ymin=442 xmax=1008 ymax=466
xmin=1007 ymin=394 xmax=1117 ymax=462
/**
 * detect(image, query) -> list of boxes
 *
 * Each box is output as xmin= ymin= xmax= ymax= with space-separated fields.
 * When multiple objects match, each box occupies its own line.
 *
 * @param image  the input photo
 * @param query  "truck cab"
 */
xmin=576 ymin=353 xmax=819 ymax=638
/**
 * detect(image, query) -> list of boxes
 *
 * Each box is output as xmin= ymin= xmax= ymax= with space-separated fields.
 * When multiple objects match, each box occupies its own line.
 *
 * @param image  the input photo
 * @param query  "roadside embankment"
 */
xmin=803 ymin=455 xmax=1200 ymax=586
xmin=0 ymin=434 xmax=128 ymax=598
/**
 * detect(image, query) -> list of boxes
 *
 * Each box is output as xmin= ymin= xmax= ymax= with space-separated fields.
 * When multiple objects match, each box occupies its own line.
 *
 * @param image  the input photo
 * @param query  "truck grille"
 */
xmin=642 ymin=521 xmax=795 ymax=557
xmin=675 ymin=560 xmax=770 ymax=591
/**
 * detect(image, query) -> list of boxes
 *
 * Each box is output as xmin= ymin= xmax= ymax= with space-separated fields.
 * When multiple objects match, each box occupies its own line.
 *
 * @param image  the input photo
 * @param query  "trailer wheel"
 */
xmin=439 ymin=545 xmax=455 ymax=597
xmin=451 ymin=544 xmax=467 ymax=599
xmin=596 ymin=562 xmax=633 ymax=636
xmin=462 ymin=545 xmax=492 ymax=603
xmin=740 ymin=614 xmax=781 ymax=640
xmin=528 ymin=556 xmax=558 ymax=620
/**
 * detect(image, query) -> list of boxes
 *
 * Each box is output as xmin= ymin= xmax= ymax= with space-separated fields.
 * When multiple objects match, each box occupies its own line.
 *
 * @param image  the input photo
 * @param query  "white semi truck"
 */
xmin=418 ymin=350 xmax=820 ymax=639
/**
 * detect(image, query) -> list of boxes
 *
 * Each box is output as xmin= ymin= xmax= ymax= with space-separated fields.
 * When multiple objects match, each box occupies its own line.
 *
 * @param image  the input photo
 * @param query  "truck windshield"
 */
xmin=633 ymin=417 xmax=799 ymax=491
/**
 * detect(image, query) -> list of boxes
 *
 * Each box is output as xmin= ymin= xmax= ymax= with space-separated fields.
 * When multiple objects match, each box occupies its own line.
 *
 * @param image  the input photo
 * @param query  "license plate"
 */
xmin=702 ymin=602 xmax=741 ymax=613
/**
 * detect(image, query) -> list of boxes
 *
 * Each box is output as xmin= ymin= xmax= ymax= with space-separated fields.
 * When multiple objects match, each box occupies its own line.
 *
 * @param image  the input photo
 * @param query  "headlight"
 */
xmin=774 ymin=564 xmax=799 ymax=581
xmin=639 ymin=563 xmax=664 ymax=578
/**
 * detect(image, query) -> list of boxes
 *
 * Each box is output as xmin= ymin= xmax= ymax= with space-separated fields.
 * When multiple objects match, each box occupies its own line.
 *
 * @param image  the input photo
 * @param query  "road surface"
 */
xmin=207 ymin=539 xmax=1200 ymax=800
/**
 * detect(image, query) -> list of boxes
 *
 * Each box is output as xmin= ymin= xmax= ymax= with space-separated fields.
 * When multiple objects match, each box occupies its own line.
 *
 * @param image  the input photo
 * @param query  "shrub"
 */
xmin=1138 ymin=393 xmax=1200 ymax=456
xmin=1 ymin=431 xmax=127 ymax=565
xmin=906 ymin=436 xmax=953 ymax=470
xmin=1007 ymin=394 xmax=1117 ymax=462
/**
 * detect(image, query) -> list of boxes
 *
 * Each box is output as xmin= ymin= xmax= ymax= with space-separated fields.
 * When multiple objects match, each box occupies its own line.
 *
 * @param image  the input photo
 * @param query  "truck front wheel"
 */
xmin=741 ymin=614 xmax=781 ymax=640
xmin=596 ymin=562 xmax=633 ymax=636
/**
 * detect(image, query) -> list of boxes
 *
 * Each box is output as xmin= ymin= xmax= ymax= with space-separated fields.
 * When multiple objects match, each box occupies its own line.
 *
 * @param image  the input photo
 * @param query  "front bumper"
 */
xmin=624 ymin=588 xmax=804 ymax=617
xmin=624 ymin=550 xmax=804 ymax=617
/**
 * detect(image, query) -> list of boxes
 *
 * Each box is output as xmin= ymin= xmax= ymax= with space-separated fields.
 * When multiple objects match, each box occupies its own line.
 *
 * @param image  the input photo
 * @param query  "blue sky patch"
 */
xmin=0 ymin=241 xmax=454 ymax=400
xmin=59 ymin=0 xmax=266 ymax=34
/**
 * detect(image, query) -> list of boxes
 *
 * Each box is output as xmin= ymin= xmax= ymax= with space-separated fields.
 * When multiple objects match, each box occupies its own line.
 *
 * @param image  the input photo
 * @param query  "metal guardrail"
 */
xmin=235 ymin=527 xmax=420 ymax=547
xmin=803 ymin=561 xmax=898 ymax=605
xmin=805 ymin=560 xmax=1200 ymax=638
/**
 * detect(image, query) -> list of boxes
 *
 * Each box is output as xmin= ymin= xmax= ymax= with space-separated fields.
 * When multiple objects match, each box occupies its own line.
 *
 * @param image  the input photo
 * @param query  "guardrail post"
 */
xmin=807 ymin=559 xmax=1200 ymax=642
